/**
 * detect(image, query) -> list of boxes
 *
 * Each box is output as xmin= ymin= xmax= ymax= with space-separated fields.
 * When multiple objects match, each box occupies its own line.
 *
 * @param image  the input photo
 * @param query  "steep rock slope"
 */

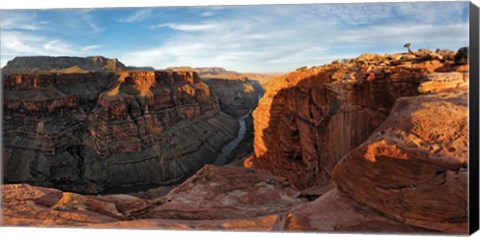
xmin=251 ymin=51 xmax=467 ymax=189
xmin=331 ymin=88 xmax=468 ymax=232
xmin=1 ymin=51 xmax=469 ymax=233
xmin=204 ymin=77 xmax=262 ymax=118
xmin=167 ymin=66 xmax=269 ymax=118
xmin=3 ymin=69 xmax=238 ymax=193
xmin=249 ymin=50 xmax=468 ymax=233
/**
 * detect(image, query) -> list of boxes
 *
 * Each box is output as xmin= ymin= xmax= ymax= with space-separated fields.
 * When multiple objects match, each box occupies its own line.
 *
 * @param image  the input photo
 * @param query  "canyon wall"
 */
xmin=3 ymin=69 xmax=238 ymax=193
xmin=167 ymin=66 xmax=267 ymax=118
xmin=1 ymin=50 xmax=469 ymax=233
xmin=251 ymin=51 xmax=468 ymax=189
xmin=204 ymin=78 xmax=263 ymax=118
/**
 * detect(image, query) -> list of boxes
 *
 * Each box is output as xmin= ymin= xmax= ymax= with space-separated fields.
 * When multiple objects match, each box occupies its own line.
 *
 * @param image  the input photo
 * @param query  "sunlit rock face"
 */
xmin=251 ymin=50 xmax=468 ymax=233
xmin=0 ymin=166 xmax=305 ymax=231
xmin=3 ymin=68 xmax=238 ymax=193
xmin=147 ymin=164 xmax=306 ymax=220
xmin=0 ymin=49 xmax=469 ymax=233
xmin=251 ymin=51 xmax=467 ymax=190
xmin=331 ymin=89 xmax=468 ymax=233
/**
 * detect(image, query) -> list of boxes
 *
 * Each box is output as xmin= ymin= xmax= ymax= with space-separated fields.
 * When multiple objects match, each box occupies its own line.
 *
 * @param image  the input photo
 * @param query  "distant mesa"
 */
xmin=2 ymin=56 xmax=128 ymax=74
xmin=166 ymin=66 xmax=232 ymax=75
xmin=126 ymin=66 xmax=156 ymax=71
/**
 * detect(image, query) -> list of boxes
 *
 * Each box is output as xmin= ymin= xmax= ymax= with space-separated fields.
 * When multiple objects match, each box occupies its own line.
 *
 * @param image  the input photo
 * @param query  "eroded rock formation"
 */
xmin=1 ymin=50 xmax=469 ymax=233
xmin=147 ymin=165 xmax=305 ymax=220
xmin=249 ymin=49 xmax=469 ymax=233
xmin=331 ymin=89 xmax=468 ymax=232
xmin=3 ymin=65 xmax=238 ymax=193
xmin=1 ymin=165 xmax=305 ymax=231
xmin=251 ymin=50 xmax=467 ymax=189
xmin=167 ymin=66 xmax=268 ymax=118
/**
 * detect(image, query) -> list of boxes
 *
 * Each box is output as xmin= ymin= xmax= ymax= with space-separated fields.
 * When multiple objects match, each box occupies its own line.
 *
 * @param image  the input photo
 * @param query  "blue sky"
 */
xmin=0 ymin=2 xmax=469 ymax=72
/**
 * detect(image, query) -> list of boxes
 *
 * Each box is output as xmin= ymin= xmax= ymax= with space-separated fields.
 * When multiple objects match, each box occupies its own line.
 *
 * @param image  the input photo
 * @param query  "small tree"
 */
xmin=296 ymin=66 xmax=308 ymax=71
xmin=454 ymin=47 xmax=468 ymax=64
xmin=403 ymin=43 xmax=414 ymax=54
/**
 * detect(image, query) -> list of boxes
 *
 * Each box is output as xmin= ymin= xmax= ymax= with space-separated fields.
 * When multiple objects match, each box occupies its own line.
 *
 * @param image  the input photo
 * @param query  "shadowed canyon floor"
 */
xmin=1 ymin=49 xmax=469 ymax=233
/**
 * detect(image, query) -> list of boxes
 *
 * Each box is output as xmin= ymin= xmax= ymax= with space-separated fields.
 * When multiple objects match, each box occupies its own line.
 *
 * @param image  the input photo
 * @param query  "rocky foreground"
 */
xmin=1 ymin=49 xmax=469 ymax=233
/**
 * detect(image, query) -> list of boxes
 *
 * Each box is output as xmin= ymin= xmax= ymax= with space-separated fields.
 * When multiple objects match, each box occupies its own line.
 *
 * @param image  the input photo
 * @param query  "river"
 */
xmin=213 ymin=110 xmax=251 ymax=165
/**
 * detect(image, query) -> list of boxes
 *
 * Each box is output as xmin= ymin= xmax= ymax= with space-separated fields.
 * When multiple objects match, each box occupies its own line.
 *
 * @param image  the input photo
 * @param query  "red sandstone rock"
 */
xmin=89 ymin=215 xmax=282 ymax=231
xmin=52 ymin=192 xmax=125 ymax=220
xmin=1 ymin=184 xmax=119 ymax=227
xmin=251 ymin=51 xmax=467 ymax=191
xmin=331 ymin=90 xmax=468 ymax=233
xmin=1 ymin=51 xmax=470 ymax=233
xmin=148 ymin=165 xmax=306 ymax=220
xmin=96 ymin=194 xmax=150 ymax=215
xmin=3 ymin=67 xmax=238 ymax=193
xmin=284 ymin=189 xmax=434 ymax=233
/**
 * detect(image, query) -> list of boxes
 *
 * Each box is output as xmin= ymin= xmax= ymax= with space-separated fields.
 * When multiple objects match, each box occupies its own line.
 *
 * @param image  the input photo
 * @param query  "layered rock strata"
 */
xmin=331 ymin=89 xmax=468 ymax=232
xmin=1 ymin=50 xmax=469 ymax=233
xmin=251 ymin=51 xmax=467 ymax=189
xmin=204 ymin=78 xmax=263 ymax=118
xmin=167 ymin=66 xmax=267 ymax=118
xmin=250 ymin=50 xmax=469 ymax=233
xmin=3 ymin=70 xmax=238 ymax=193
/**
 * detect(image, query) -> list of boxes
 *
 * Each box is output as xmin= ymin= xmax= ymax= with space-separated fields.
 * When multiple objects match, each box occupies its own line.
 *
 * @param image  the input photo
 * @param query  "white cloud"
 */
xmin=81 ymin=13 xmax=104 ymax=34
xmin=0 ymin=9 xmax=112 ymax=67
xmin=121 ymin=16 xmax=330 ymax=72
xmin=1 ymin=31 xmax=79 ymax=66
xmin=2 ymin=31 xmax=74 ymax=55
xmin=307 ymin=2 xmax=467 ymax=26
xmin=150 ymin=23 xmax=220 ymax=32
xmin=334 ymin=24 xmax=469 ymax=45
xmin=1 ymin=3 xmax=469 ymax=72
xmin=81 ymin=45 xmax=102 ymax=51
xmin=200 ymin=11 xmax=215 ymax=17
xmin=1 ymin=11 xmax=41 ymax=31
xmin=118 ymin=9 xmax=153 ymax=23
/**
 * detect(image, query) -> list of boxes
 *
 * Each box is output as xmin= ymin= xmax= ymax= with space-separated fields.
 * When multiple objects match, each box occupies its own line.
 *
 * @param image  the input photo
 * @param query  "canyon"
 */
xmin=2 ymin=57 xmax=241 ymax=193
xmin=1 ymin=49 xmax=470 ymax=233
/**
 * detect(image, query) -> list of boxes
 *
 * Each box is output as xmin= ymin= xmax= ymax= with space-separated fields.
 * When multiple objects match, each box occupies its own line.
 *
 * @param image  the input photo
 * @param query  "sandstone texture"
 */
xmin=252 ymin=50 xmax=468 ymax=189
xmin=147 ymin=165 xmax=305 ymax=220
xmin=284 ymin=189 xmax=434 ymax=233
xmin=3 ymin=58 xmax=238 ymax=193
xmin=1 ymin=165 xmax=304 ymax=231
xmin=250 ymin=49 xmax=469 ymax=233
xmin=331 ymin=89 xmax=468 ymax=233
xmin=1 ymin=50 xmax=469 ymax=234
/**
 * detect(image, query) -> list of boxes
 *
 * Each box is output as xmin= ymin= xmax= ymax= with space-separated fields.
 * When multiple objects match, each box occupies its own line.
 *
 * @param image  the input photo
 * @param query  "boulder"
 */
xmin=148 ymin=165 xmax=306 ymax=220
xmin=284 ymin=189 xmax=435 ymax=233
xmin=332 ymin=90 xmax=468 ymax=233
